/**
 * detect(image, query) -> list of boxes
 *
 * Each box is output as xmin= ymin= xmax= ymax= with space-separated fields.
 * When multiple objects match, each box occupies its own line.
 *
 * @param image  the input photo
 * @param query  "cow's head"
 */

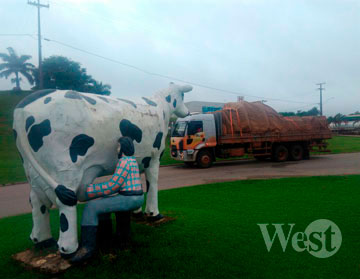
xmin=166 ymin=82 xmax=193 ymax=117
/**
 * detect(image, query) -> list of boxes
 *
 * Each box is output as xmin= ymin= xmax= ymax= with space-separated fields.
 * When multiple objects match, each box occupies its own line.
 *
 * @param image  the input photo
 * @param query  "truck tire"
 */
xmin=196 ymin=150 xmax=213 ymax=168
xmin=289 ymin=144 xmax=304 ymax=161
xmin=272 ymin=145 xmax=289 ymax=162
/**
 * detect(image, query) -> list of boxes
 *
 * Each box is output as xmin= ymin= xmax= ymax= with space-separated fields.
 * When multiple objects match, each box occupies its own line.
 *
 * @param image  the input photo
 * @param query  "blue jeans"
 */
xmin=81 ymin=194 xmax=144 ymax=226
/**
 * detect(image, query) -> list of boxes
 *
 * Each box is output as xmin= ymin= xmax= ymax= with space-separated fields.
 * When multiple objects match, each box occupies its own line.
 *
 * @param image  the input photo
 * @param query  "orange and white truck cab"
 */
xmin=170 ymin=114 xmax=217 ymax=164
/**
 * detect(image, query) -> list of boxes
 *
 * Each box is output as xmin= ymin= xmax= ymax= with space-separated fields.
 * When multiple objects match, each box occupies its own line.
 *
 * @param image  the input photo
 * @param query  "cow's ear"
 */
xmin=180 ymin=85 xmax=193 ymax=93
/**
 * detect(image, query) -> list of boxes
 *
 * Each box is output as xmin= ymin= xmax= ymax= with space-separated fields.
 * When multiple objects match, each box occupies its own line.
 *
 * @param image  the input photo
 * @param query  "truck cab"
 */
xmin=170 ymin=114 xmax=217 ymax=167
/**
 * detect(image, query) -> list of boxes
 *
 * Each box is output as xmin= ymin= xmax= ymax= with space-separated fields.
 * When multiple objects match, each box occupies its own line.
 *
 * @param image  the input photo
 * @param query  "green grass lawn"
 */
xmin=0 ymin=175 xmax=359 ymax=279
xmin=0 ymin=91 xmax=32 ymax=184
xmin=325 ymin=136 xmax=360 ymax=154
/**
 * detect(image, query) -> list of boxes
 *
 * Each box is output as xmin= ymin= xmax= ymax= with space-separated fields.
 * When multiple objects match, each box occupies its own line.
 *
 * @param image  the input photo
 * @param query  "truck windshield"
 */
xmin=172 ymin=121 xmax=187 ymax=137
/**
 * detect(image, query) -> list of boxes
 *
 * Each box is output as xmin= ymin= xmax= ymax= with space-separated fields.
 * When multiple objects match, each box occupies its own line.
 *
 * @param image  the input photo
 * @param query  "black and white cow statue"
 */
xmin=13 ymin=82 xmax=192 ymax=256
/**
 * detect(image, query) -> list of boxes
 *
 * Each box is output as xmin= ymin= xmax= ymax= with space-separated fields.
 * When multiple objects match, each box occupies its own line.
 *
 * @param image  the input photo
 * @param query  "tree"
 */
xmin=33 ymin=56 xmax=111 ymax=95
xmin=87 ymin=79 xmax=111 ymax=96
xmin=333 ymin=113 xmax=345 ymax=126
xmin=279 ymin=107 xmax=320 ymax=117
xmin=0 ymin=47 xmax=35 ymax=91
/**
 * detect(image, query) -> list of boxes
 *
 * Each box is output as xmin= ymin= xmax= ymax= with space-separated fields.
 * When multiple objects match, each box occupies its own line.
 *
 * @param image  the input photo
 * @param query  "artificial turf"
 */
xmin=0 ymin=175 xmax=359 ymax=279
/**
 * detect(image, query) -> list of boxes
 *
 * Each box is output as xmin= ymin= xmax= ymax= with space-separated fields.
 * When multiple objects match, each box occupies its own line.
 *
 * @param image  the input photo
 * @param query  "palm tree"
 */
xmin=88 ymin=79 xmax=112 ymax=95
xmin=0 ymin=47 xmax=35 ymax=91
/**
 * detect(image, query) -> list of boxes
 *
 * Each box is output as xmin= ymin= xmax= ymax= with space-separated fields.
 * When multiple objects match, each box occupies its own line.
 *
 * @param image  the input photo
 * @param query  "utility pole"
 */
xmin=28 ymin=0 xmax=49 ymax=89
xmin=316 ymin=82 xmax=326 ymax=116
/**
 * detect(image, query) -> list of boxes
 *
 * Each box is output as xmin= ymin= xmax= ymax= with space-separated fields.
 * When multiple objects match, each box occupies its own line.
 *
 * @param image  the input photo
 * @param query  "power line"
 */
xmin=41 ymin=37 xmax=315 ymax=105
xmin=0 ymin=34 xmax=36 ymax=37
xmin=0 ymin=33 xmax=318 ymax=106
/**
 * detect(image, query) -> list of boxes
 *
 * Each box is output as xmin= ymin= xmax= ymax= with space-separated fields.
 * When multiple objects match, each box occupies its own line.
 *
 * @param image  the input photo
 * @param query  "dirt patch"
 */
xmin=132 ymin=214 xmax=176 ymax=227
xmin=12 ymin=249 xmax=71 ymax=275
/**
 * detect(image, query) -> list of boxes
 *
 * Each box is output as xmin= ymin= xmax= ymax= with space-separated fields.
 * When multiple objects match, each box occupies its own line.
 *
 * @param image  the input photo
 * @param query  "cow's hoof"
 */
xmin=147 ymin=214 xmax=164 ymax=222
xmin=34 ymin=238 xmax=58 ymax=250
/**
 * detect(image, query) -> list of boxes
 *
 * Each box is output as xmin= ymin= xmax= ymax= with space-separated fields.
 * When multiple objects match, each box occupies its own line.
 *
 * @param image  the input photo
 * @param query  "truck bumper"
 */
xmin=171 ymin=149 xmax=198 ymax=162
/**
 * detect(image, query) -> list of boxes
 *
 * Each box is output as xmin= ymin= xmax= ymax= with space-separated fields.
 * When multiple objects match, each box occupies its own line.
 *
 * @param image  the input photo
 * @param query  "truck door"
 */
xmin=186 ymin=121 xmax=205 ymax=149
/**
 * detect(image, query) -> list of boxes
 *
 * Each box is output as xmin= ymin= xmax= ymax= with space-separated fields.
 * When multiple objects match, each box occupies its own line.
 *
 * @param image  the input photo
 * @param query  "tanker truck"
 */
xmin=170 ymin=101 xmax=332 ymax=168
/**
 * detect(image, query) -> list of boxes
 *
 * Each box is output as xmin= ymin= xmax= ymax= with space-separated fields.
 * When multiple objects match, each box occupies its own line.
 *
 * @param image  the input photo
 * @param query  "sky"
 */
xmin=0 ymin=0 xmax=359 ymax=116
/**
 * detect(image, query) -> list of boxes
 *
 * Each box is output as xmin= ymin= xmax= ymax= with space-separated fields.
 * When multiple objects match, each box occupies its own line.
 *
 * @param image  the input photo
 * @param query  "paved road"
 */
xmin=1 ymin=153 xmax=359 ymax=218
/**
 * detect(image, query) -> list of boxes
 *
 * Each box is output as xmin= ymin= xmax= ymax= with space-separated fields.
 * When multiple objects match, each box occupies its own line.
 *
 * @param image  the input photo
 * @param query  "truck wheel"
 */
xmin=196 ymin=150 xmax=213 ymax=168
xmin=272 ymin=145 xmax=289 ymax=162
xmin=290 ymin=144 xmax=304 ymax=161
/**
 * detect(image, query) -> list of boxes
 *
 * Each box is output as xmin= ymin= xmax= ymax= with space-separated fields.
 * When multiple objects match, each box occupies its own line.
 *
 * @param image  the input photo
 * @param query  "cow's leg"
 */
xmin=29 ymin=188 xmax=56 ymax=248
xmin=56 ymin=198 xmax=78 ymax=257
xmin=144 ymin=157 xmax=163 ymax=220
xmin=56 ymin=166 xmax=103 ymax=256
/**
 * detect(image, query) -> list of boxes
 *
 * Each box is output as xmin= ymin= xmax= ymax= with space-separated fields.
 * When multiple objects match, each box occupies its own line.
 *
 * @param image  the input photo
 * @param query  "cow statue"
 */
xmin=13 ymin=82 xmax=192 ymax=256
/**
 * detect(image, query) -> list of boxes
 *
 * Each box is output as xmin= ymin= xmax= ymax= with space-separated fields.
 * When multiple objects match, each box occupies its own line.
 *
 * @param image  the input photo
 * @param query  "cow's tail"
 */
xmin=14 ymin=107 xmax=77 ymax=206
xmin=13 ymin=107 xmax=59 ymax=191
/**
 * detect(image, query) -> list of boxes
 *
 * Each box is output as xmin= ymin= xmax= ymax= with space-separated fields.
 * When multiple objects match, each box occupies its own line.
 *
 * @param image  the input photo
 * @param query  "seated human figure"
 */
xmin=71 ymin=136 xmax=144 ymax=263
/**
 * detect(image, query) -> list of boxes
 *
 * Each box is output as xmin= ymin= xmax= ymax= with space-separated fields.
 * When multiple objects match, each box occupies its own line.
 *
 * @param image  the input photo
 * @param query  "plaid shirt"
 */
xmin=86 ymin=156 xmax=142 ymax=199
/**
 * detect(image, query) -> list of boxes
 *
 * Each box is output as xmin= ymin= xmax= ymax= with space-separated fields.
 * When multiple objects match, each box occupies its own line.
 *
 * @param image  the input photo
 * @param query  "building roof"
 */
xmin=185 ymin=101 xmax=225 ymax=113
xmin=344 ymin=114 xmax=360 ymax=121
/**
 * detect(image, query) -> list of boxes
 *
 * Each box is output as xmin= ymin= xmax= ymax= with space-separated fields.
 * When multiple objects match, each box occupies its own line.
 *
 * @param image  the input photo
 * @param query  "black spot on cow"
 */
xmin=44 ymin=97 xmax=52 ymax=104
xmin=64 ymin=91 xmax=82 ymax=100
xmin=69 ymin=134 xmax=95 ymax=163
xmin=40 ymin=205 xmax=46 ymax=214
xmin=153 ymin=132 xmax=163 ymax=150
xmin=146 ymin=180 xmax=150 ymax=192
xmin=98 ymin=96 xmax=109 ymax=103
xmin=142 ymin=97 xmax=157 ymax=106
xmin=15 ymin=89 xmax=56 ymax=109
xmin=118 ymin=98 xmax=137 ymax=109
xmin=173 ymin=99 xmax=177 ymax=108
xmin=25 ymin=116 xmax=35 ymax=132
xmin=120 ymin=119 xmax=142 ymax=143
xmin=60 ymin=213 xmax=69 ymax=232
xmin=55 ymin=185 xmax=77 ymax=206
xmin=82 ymin=95 xmax=96 ymax=105
xmin=13 ymin=129 xmax=17 ymax=141
xmin=27 ymin=119 xmax=52 ymax=152
xmin=142 ymin=157 xmax=151 ymax=168
xmin=165 ymin=95 xmax=171 ymax=103
xmin=160 ymin=150 xmax=165 ymax=160
xmin=179 ymin=139 xmax=184 ymax=152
